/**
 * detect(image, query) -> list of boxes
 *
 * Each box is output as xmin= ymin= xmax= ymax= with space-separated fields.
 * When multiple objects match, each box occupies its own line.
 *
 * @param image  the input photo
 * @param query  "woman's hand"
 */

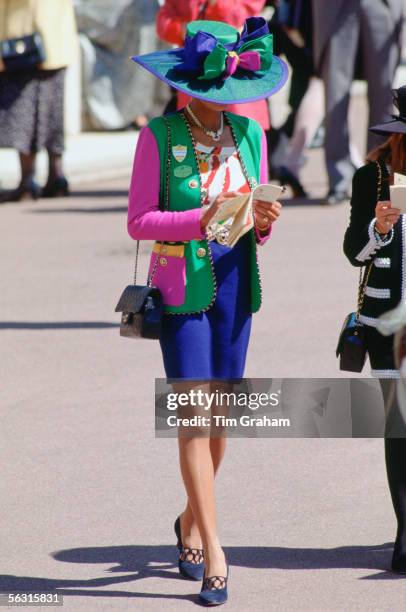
xmin=253 ymin=199 xmax=282 ymax=232
xmin=375 ymin=200 xmax=401 ymax=234
xmin=200 ymin=191 xmax=239 ymax=231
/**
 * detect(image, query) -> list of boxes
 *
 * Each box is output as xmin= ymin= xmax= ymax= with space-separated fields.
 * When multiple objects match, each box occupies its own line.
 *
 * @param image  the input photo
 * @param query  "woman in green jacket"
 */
xmin=128 ymin=17 xmax=287 ymax=605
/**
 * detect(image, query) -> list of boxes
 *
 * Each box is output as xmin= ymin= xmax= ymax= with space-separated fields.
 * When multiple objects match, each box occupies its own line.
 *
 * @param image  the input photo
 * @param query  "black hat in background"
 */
xmin=369 ymin=86 xmax=406 ymax=135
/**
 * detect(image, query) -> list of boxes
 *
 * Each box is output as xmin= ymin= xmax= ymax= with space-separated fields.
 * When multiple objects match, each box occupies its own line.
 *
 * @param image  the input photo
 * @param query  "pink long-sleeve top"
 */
xmin=156 ymin=0 xmax=267 ymax=47
xmin=127 ymin=124 xmax=271 ymax=245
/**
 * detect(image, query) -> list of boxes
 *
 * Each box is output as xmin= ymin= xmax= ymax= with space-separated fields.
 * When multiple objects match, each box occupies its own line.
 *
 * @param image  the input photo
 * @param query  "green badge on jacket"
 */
xmin=174 ymin=165 xmax=193 ymax=178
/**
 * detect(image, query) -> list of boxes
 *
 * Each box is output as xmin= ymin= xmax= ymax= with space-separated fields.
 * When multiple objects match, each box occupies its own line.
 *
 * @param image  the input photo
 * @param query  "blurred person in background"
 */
xmin=0 ymin=0 xmax=77 ymax=202
xmin=312 ymin=0 xmax=404 ymax=205
xmin=156 ymin=0 xmax=271 ymax=133
xmin=75 ymin=0 xmax=164 ymax=132
xmin=267 ymin=0 xmax=315 ymax=197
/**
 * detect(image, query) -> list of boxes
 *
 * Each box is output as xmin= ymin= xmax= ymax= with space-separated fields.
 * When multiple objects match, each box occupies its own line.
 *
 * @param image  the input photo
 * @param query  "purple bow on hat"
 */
xmin=175 ymin=17 xmax=273 ymax=81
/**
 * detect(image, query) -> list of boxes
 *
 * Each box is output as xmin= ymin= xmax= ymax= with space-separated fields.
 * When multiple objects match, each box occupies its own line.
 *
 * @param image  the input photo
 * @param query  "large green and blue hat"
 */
xmin=131 ymin=17 xmax=288 ymax=104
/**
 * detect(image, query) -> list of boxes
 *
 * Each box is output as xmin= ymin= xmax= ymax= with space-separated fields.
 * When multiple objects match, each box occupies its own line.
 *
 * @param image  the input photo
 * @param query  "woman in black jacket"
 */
xmin=344 ymin=86 xmax=406 ymax=573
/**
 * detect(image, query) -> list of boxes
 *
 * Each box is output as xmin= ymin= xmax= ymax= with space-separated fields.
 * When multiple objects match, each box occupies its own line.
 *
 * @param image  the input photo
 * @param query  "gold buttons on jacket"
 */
xmin=188 ymin=179 xmax=199 ymax=189
xmin=196 ymin=247 xmax=206 ymax=258
xmin=159 ymin=257 xmax=168 ymax=266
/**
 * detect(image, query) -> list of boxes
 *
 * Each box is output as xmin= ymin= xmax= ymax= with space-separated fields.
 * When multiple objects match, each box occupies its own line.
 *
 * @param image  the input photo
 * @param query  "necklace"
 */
xmin=186 ymin=104 xmax=224 ymax=142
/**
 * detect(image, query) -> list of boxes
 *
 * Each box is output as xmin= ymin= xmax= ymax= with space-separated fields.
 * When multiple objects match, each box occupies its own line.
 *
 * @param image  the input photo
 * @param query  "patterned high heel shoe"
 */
xmin=199 ymin=565 xmax=229 ymax=606
xmin=174 ymin=516 xmax=205 ymax=581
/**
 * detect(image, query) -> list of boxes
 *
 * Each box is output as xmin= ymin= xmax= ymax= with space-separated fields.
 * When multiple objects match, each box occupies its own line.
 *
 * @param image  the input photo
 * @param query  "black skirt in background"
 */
xmin=0 ymin=68 xmax=65 ymax=155
xmin=365 ymin=326 xmax=396 ymax=373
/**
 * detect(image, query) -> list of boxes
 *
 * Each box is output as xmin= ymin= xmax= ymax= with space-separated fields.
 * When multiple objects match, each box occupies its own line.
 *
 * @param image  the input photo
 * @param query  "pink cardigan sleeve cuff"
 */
xmin=127 ymin=126 xmax=205 ymax=242
xmin=254 ymin=128 xmax=272 ymax=245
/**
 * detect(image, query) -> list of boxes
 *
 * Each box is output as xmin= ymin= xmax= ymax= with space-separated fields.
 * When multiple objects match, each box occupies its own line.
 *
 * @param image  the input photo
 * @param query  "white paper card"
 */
xmin=252 ymin=183 xmax=284 ymax=203
xmin=389 ymin=185 xmax=406 ymax=213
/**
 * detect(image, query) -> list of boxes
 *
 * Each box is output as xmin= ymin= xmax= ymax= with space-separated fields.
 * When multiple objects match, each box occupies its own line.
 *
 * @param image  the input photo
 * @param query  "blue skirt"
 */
xmin=159 ymin=232 xmax=252 ymax=380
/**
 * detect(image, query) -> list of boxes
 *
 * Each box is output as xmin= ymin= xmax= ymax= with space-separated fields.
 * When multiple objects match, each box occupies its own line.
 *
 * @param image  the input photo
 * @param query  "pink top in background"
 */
xmin=177 ymin=94 xmax=270 ymax=131
xmin=157 ymin=0 xmax=267 ymax=47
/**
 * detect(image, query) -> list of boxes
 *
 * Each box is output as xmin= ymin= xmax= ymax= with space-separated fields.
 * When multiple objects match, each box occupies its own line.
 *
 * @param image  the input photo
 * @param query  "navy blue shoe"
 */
xmin=199 ymin=565 xmax=229 ymax=606
xmin=174 ymin=516 xmax=205 ymax=581
xmin=392 ymin=535 xmax=406 ymax=573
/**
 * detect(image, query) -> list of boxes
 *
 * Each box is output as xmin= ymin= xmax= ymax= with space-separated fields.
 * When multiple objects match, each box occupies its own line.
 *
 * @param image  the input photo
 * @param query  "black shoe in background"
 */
xmin=42 ymin=177 xmax=70 ymax=198
xmin=325 ymin=190 xmax=350 ymax=205
xmin=279 ymin=166 xmax=308 ymax=199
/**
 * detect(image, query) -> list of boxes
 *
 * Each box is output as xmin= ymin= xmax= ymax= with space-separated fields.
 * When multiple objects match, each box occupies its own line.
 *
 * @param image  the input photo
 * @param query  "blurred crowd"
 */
xmin=0 ymin=0 xmax=405 ymax=203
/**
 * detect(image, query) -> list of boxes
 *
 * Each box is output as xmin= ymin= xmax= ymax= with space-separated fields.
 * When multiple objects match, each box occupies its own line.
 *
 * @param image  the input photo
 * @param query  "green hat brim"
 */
xmin=131 ymin=48 xmax=288 ymax=105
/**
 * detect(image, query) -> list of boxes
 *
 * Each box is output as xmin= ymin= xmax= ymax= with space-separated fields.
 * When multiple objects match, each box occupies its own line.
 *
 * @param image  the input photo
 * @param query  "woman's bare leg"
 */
xmin=176 ymin=381 xmax=228 ymax=576
xmin=180 ymin=382 xmax=229 ymax=551
xmin=178 ymin=435 xmax=226 ymax=576
xmin=180 ymin=437 xmax=226 ymax=550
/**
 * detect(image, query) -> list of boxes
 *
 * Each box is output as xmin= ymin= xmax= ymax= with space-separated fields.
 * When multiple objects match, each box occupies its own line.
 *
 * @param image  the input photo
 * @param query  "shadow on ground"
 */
xmin=0 ymin=543 xmax=402 ymax=604
xmin=27 ymin=204 xmax=128 ymax=214
xmin=0 ymin=322 xmax=119 ymax=330
xmin=67 ymin=190 xmax=128 ymax=199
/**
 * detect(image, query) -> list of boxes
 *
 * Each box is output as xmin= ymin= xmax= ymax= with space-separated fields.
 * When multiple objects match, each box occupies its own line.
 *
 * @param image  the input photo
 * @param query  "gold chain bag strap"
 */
xmin=115 ymin=119 xmax=172 ymax=339
xmin=336 ymin=160 xmax=382 ymax=372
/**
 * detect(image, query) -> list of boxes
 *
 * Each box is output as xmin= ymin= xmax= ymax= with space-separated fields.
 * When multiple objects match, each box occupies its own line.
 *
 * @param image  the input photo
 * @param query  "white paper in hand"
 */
xmin=390 ymin=189 xmax=406 ymax=214
xmin=205 ymin=183 xmax=284 ymax=247
xmin=252 ymin=183 xmax=284 ymax=203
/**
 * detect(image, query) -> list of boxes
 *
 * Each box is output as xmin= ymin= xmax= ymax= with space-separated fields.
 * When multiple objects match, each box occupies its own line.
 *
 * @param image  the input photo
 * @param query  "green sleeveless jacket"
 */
xmin=148 ymin=110 xmax=263 ymax=315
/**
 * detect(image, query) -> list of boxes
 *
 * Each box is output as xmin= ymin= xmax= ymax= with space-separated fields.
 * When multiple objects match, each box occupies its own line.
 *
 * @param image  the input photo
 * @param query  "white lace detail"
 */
xmin=355 ymin=219 xmax=394 ymax=262
xmin=371 ymin=369 xmax=400 ymax=379
xmin=374 ymin=257 xmax=391 ymax=268
xmin=365 ymin=286 xmax=391 ymax=299
xmin=359 ymin=314 xmax=380 ymax=327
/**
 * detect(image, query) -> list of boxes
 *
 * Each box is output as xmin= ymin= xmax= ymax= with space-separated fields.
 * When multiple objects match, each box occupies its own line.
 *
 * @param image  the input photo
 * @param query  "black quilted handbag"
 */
xmin=115 ymin=282 xmax=164 ymax=340
xmin=336 ymin=160 xmax=382 ymax=372
xmin=115 ymin=117 xmax=172 ymax=340
xmin=336 ymin=266 xmax=372 ymax=373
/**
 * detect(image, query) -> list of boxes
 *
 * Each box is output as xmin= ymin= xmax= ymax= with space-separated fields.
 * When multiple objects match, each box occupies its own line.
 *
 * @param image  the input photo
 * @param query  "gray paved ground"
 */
xmin=2 ymin=102 xmax=406 ymax=611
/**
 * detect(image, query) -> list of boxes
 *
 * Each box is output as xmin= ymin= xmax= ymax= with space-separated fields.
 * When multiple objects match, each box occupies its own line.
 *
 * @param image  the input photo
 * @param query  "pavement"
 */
xmin=0 ymin=130 xmax=138 ymax=189
xmin=2 ymin=91 xmax=406 ymax=611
